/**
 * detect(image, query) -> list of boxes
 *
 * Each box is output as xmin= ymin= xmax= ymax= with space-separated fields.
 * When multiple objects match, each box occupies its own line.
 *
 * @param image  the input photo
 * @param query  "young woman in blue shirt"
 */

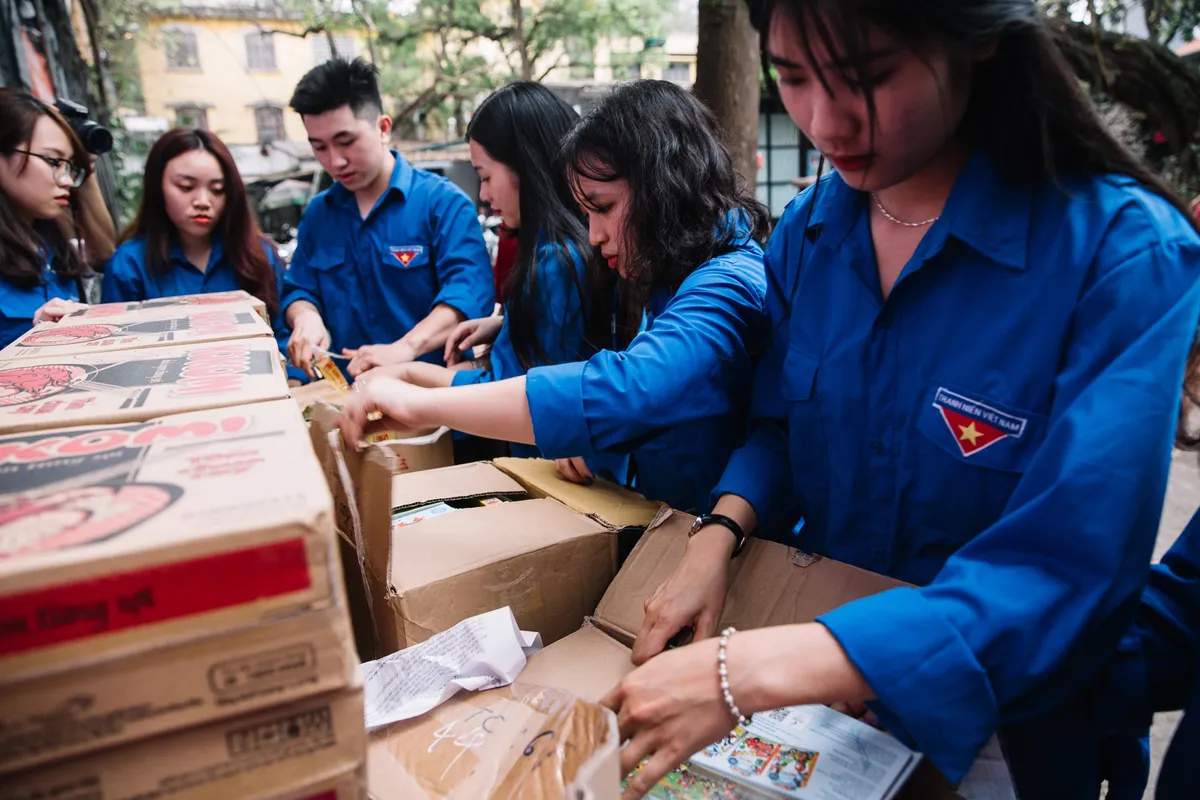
xmin=357 ymin=81 xmax=594 ymax=459
xmin=0 ymin=88 xmax=114 ymax=348
xmin=340 ymin=80 xmax=771 ymax=514
xmin=595 ymin=1 xmax=1200 ymax=798
xmin=103 ymin=128 xmax=300 ymax=380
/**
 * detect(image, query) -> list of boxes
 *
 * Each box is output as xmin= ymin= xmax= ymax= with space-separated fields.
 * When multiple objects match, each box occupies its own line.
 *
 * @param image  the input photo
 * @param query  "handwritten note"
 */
xmin=360 ymin=607 xmax=542 ymax=729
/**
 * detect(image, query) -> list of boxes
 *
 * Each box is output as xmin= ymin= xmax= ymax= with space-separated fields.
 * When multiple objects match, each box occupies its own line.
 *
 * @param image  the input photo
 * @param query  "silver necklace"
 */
xmin=871 ymin=192 xmax=940 ymax=228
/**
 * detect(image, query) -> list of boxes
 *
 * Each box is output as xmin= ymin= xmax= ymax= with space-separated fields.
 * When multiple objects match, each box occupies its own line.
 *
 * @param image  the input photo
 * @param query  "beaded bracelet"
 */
xmin=718 ymin=627 xmax=753 ymax=729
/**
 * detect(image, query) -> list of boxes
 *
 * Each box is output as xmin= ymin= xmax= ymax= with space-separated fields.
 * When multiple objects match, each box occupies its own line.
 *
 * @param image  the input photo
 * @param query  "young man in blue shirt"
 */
xmin=282 ymin=59 xmax=494 ymax=378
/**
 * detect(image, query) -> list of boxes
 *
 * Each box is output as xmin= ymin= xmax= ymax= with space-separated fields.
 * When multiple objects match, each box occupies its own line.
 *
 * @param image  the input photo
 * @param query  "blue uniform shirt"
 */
xmin=1092 ymin=506 xmax=1200 ymax=800
xmin=0 ymin=253 xmax=80 ymax=350
xmin=525 ymin=233 xmax=768 ymax=513
xmin=102 ymin=234 xmax=303 ymax=382
xmin=452 ymin=237 xmax=592 ymax=459
xmin=280 ymin=152 xmax=494 ymax=363
xmin=714 ymin=150 xmax=1200 ymax=787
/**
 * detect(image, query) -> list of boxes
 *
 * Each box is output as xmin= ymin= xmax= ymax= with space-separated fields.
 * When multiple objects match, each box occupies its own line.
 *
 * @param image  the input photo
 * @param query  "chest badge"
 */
xmin=933 ymin=387 xmax=1027 ymax=457
xmin=389 ymin=245 xmax=424 ymax=267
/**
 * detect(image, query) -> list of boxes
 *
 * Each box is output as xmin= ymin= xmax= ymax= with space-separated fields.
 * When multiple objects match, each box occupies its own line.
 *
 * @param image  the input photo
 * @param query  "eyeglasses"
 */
xmin=8 ymin=149 xmax=87 ymax=188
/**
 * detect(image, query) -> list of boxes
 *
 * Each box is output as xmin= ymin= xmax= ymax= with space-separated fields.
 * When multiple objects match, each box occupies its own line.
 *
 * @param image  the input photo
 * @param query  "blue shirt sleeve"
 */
xmin=428 ymin=188 xmax=494 ymax=320
xmin=100 ymin=241 xmax=149 ymax=303
xmin=262 ymin=241 xmax=307 ymax=384
xmin=818 ymin=224 xmax=1200 ymax=781
xmin=525 ymin=247 xmax=767 ymax=458
xmin=713 ymin=199 xmax=809 ymax=535
xmin=280 ymin=212 xmax=325 ymax=319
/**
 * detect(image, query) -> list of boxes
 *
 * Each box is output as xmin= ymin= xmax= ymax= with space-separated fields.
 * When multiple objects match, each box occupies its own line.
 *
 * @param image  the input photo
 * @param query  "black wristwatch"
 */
xmin=689 ymin=513 xmax=748 ymax=558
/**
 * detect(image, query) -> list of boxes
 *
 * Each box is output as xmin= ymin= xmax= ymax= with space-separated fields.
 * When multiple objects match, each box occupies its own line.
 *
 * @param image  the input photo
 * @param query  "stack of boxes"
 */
xmin=0 ymin=296 xmax=366 ymax=800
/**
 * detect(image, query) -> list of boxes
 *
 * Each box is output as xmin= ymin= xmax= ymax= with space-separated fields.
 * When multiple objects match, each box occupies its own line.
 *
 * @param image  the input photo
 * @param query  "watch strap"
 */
xmin=692 ymin=513 xmax=748 ymax=558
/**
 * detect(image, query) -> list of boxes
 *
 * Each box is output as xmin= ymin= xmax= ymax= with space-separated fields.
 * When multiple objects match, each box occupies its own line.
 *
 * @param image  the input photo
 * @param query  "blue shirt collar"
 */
xmin=328 ymin=149 xmax=414 ymax=210
xmin=168 ymin=236 xmax=226 ymax=272
xmin=805 ymin=148 xmax=1032 ymax=271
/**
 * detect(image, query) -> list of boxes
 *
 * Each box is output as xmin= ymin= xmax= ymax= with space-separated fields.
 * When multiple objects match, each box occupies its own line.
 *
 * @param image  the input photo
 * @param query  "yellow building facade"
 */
xmin=135 ymin=10 xmax=363 ymax=146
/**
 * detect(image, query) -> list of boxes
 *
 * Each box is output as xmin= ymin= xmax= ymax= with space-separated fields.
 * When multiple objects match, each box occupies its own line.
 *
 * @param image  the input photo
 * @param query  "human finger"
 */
xmin=621 ymin=748 xmax=681 ymax=800
xmin=555 ymin=458 xmax=588 ymax=485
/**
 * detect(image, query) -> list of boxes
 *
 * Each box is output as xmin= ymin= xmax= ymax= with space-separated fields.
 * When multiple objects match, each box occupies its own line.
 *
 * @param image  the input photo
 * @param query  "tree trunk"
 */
xmin=693 ymin=0 xmax=760 ymax=193
xmin=510 ymin=0 xmax=531 ymax=80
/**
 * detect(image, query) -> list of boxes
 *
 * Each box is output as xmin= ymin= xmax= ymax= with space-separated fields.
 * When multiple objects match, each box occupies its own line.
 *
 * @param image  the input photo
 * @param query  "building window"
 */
xmin=756 ymin=105 xmax=813 ymax=220
xmin=254 ymin=105 xmax=286 ymax=143
xmin=313 ymin=35 xmax=357 ymax=64
xmin=245 ymin=31 xmax=277 ymax=71
xmin=664 ymin=61 xmax=691 ymax=83
xmin=175 ymin=105 xmax=208 ymax=130
xmin=164 ymin=27 xmax=200 ymax=71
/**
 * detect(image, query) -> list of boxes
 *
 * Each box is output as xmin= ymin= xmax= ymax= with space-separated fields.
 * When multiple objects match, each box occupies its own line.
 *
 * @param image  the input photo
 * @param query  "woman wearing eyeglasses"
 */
xmin=0 ymin=87 xmax=115 ymax=349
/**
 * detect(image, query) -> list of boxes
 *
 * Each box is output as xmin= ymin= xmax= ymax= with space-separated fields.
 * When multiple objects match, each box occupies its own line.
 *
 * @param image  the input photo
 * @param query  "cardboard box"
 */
xmin=0 ymin=337 xmax=289 ymax=434
xmin=363 ymin=458 xmax=666 ymax=658
xmin=65 ymin=290 xmax=270 ymax=324
xmin=1 ymin=685 xmax=366 ymax=800
xmin=0 ymin=401 xmax=338 ymax=691
xmin=0 ymin=602 xmax=357 ymax=774
xmin=284 ymin=766 xmax=366 ymax=800
xmin=522 ymin=510 xmax=1011 ymax=800
xmin=0 ymin=303 xmax=272 ymax=361
xmin=366 ymin=682 xmax=618 ymax=800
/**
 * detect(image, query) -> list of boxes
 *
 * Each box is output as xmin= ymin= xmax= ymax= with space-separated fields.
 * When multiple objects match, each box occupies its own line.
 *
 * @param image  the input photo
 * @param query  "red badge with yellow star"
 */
xmin=389 ymin=245 xmax=423 ymax=267
xmin=933 ymin=387 xmax=1027 ymax=457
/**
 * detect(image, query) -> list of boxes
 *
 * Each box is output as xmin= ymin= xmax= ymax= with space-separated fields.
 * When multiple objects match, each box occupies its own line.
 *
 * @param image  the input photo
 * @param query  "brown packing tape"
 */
xmin=0 ymin=602 xmax=357 ymax=774
xmin=1 ymin=685 xmax=366 ymax=800
xmin=366 ymin=683 xmax=619 ymax=800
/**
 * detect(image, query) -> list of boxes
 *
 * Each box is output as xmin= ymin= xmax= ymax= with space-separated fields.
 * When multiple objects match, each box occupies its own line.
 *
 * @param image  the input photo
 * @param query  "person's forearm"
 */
xmin=401 ymin=303 xmax=466 ymax=358
xmin=686 ymin=494 xmax=760 ymax=560
xmin=735 ymin=623 xmax=874 ymax=714
xmin=76 ymin=175 xmax=116 ymax=263
xmin=287 ymin=300 xmax=321 ymax=328
xmin=409 ymin=377 xmax=535 ymax=444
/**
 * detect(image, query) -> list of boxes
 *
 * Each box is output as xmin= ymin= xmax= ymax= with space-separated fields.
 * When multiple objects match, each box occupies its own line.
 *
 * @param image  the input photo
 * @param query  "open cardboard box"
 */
xmin=0 ymin=401 xmax=349 ymax=772
xmin=0 ymin=302 xmax=272 ymax=361
xmin=521 ymin=510 xmax=1014 ymax=800
xmin=1 ymin=684 xmax=366 ymax=800
xmin=65 ymin=290 xmax=270 ymax=324
xmin=366 ymin=682 xmax=619 ymax=800
xmin=358 ymin=457 xmax=666 ymax=659
xmin=0 ymin=337 xmax=290 ymax=435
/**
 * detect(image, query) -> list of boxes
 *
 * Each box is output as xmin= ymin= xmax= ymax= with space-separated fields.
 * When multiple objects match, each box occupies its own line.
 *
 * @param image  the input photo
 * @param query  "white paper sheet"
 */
xmin=360 ymin=606 xmax=541 ymax=729
xmin=958 ymin=736 xmax=1018 ymax=800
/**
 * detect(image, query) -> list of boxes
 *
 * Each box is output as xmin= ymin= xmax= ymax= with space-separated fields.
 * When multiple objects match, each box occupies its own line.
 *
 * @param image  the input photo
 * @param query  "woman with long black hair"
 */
xmin=607 ymin=1 xmax=1200 ymax=797
xmin=103 ymin=128 xmax=301 ymax=380
xmin=0 ymin=88 xmax=114 ymax=348
xmin=342 ymin=80 xmax=771 ymax=515
xmin=359 ymin=81 xmax=594 ymax=458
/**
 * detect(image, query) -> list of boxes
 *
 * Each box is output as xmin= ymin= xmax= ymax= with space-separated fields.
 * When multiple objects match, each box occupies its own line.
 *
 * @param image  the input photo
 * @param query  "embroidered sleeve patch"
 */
xmin=389 ymin=245 xmax=424 ymax=267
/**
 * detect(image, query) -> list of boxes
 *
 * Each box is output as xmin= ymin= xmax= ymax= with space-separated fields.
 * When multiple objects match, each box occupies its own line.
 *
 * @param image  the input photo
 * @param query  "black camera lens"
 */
xmin=76 ymin=121 xmax=113 ymax=155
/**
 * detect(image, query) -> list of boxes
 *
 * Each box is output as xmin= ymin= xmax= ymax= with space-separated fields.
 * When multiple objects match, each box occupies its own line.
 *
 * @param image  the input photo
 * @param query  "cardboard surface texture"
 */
xmin=0 ymin=303 xmax=272 ymax=360
xmin=0 ymin=602 xmax=357 ymax=774
xmin=65 ymin=290 xmax=269 ymax=323
xmin=366 ymin=460 xmax=663 ymax=657
xmin=1 ymin=686 xmax=366 ymax=800
xmin=0 ymin=401 xmax=338 ymax=690
xmin=366 ymin=682 xmax=618 ymax=800
xmin=0 ymin=337 xmax=289 ymax=434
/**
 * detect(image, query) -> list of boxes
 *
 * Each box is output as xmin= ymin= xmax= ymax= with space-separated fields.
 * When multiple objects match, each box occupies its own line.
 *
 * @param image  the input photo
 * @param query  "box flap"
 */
xmin=388 ymin=498 xmax=606 ymax=593
xmin=593 ymin=510 xmax=910 ymax=644
xmin=389 ymin=461 xmax=526 ymax=512
xmin=493 ymin=457 xmax=664 ymax=530
xmin=519 ymin=625 xmax=634 ymax=704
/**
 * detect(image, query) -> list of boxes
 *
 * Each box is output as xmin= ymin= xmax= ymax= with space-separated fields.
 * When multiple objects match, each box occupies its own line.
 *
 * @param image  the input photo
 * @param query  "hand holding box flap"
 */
xmin=492 ymin=457 xmax=665 ymax=531
xmin=361 ymin=607 xmax=537 ymax=729
xmin=366 ymin=682 xmax=620 ymax=800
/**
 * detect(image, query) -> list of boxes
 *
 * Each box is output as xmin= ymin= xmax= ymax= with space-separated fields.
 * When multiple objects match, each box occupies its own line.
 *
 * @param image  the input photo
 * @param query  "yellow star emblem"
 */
xmin=958 ymin=422 xmax=983 ymax=446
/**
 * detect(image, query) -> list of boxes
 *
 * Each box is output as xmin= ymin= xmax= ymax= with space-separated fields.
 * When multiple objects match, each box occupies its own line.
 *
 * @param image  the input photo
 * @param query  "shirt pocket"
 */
xmin=383 ymin=245 xmax=430 ymax=272
xmin=916 ymin=383 xmax=1046 ymax=474
xmin=308 ymin=247 xmax=346 ymax=274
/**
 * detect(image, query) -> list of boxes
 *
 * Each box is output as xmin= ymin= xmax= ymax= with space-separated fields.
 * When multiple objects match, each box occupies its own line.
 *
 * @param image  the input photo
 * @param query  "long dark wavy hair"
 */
xmin=121 ymin=128 xmax=278 ymax=317
xmin=466 ymin=82 xmax=590 ymax=370
xmin=751 ymin=0 xmax=1200 ymax=447
xmin=559 ymin=80 xmax=771 ymax=348
xmin=0 ymin=87 xmax=91 ymax=289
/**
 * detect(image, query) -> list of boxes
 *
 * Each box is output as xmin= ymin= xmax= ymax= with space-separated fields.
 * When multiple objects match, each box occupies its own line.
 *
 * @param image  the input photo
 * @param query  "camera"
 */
xmin=55 ymin=98 xmax=113 ymax=156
